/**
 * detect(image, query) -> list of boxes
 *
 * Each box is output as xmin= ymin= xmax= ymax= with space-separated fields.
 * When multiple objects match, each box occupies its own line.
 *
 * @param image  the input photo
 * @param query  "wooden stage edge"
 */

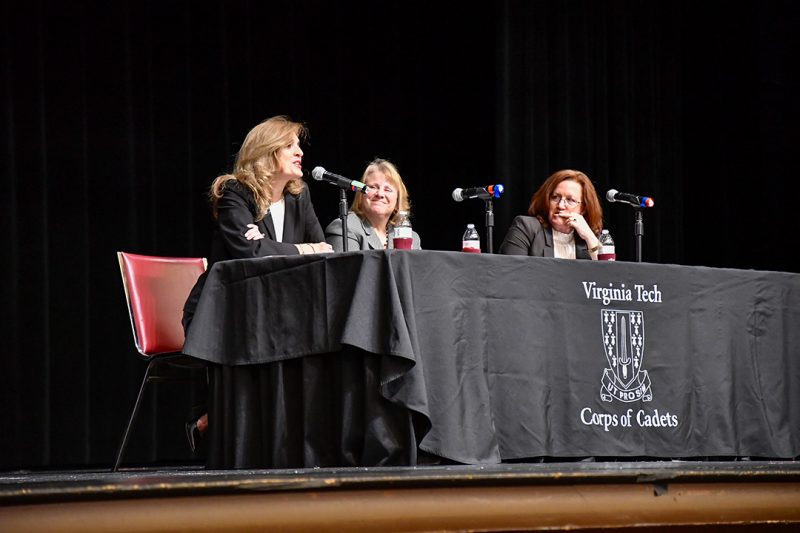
xmin=1 ymin=461 xmax=800 ymax=532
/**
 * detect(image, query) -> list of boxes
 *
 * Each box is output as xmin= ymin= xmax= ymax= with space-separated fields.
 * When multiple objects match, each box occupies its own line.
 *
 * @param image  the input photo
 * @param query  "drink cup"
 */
xmin=393 ymin=237 xmax=413 ymax=250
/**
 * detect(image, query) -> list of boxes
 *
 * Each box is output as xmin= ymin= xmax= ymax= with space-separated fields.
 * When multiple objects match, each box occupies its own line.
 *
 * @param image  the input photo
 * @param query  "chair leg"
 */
xmin=112 ymin=359 xmax=156 ymax=472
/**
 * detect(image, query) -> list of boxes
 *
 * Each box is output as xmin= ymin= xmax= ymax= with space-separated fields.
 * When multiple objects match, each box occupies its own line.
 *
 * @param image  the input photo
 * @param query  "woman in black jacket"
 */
xmin=183 ymin=116 xmax=332 ymax=449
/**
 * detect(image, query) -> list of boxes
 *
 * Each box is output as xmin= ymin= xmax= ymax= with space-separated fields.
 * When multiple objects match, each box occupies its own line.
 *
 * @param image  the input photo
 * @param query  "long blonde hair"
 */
xmin=210 ymin=116 xmax=307 ymax=220
xmin=351 ymin=158 xmax=412 ymax=228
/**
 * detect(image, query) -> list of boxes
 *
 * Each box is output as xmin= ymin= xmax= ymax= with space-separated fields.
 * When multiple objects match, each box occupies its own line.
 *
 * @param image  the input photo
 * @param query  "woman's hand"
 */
xmin=244 ymin=224 xmax=265 ymax=240
xmin=559 ymin=212 xmax=600 ymax=250
xmin=295 ymin=242 xmax=334 ymax=254
xmin=309 ymin=242 xmax=333 ymax=254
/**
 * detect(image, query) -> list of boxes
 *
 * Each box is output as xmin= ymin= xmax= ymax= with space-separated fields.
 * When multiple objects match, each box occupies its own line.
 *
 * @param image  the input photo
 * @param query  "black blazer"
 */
xmin=184 ymin=180 xmax=325 ymax=331
xmin=210 ymin=180 xmax=325 ymax=264
xmin=499 ymin=215 xmax=591 ymax=259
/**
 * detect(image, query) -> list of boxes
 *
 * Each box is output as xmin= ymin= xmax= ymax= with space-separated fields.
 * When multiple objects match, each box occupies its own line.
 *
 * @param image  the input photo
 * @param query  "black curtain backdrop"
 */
xmin=1 ymin=0 xmax=798 ymax=470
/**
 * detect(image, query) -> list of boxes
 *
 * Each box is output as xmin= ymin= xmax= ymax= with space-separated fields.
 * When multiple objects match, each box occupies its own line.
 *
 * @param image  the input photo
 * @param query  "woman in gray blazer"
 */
xmin=499 ymin=169 xmax=603 ymax=259
xmin=325 ymin=158 xmax=422 ymax=251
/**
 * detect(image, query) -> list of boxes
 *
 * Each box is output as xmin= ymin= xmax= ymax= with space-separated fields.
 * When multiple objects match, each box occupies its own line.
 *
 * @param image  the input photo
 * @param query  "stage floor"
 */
xmin=2 ymin=459 xmax=800 ymax=504
xmin=2 ymin=460 xmax=800 ymax=532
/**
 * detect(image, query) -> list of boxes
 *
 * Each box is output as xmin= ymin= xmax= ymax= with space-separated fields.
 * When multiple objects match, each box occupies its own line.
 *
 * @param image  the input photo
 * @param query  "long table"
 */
xmin=183 ymin=250 xmax=800 ymax=468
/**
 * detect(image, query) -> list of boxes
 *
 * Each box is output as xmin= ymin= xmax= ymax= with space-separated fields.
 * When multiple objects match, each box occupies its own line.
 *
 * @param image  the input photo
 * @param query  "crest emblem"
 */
xmin=600 ymin=309 xmax=652 ymax=403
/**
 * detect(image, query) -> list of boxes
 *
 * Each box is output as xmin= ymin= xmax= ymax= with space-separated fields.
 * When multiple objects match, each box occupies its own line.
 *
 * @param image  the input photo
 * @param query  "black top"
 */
xmin=210 ymin=179 xmax=324 ymax=263
xmin=183 ymin=180 xmax=324 ymax=331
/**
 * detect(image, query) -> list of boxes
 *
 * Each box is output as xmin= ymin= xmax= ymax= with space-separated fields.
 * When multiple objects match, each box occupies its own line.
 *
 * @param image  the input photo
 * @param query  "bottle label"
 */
xmin=462 ymin=239 xmax=481 ymax=253
xmin=598 ymin=246 xmax=616 ymax=261
xmin=394 ymin=226 xmax=412 ymax=239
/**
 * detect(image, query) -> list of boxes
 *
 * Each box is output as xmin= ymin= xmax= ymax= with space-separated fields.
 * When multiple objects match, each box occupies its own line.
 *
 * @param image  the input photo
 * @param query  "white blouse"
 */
xmin=268 ymin=198 xmax=286 ymax=242
xmin=552 ymin=229 xmax=576 ymax=259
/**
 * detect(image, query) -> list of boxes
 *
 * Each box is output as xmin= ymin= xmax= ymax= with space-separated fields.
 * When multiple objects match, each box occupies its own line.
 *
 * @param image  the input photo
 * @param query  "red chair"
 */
xmin=114 ymin=252 xmax=207 ymax=472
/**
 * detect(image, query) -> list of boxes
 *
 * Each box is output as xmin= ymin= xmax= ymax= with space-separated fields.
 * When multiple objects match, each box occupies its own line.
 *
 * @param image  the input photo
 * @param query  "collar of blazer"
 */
xmin=357 ymin=214 xmax=387 ymax=250
xmin=261 ymin=191 xmax=299 ymax=242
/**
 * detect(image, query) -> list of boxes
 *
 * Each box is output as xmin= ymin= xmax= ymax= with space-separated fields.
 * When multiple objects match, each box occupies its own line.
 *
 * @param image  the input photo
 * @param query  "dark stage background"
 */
xmin=1 ymin=0 xmax=798 ymax=470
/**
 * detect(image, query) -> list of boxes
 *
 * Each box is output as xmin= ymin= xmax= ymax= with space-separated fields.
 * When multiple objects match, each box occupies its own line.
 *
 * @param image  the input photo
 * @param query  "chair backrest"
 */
xmin=118 ymin=252 xmax=207 ymax=357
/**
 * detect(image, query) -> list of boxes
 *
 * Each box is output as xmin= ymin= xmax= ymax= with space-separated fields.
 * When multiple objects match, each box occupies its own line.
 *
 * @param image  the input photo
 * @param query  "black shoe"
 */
xmin=185 ymin=418 xmax=202 ymax=453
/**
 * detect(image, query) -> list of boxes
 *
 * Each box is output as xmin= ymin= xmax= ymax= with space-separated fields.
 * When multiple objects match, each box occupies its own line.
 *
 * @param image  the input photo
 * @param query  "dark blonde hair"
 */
xmin=528 ymin=169 xmax=603 ymax=235
xmin=210 ymin=116 xmax=307 ymax=220
xmin=351 ymin=158 xmax=412 ymax=227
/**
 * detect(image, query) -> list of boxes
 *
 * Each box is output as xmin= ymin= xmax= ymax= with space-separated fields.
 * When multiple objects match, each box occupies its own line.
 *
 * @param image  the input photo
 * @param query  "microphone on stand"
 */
xmin=452 ymin=184 xmax=504 ymax=202
xmin=606 ymin=189 xmax=654 ymax=208
xmin=310 ymin=167 xmax=364 ymax=253
xmin=606 ymin=189 xmax=654 ymax=263
xmin=452 ymin=184 xmax=504 ymax=254
xmin=311 ymin=167 xmax=369 ymax=193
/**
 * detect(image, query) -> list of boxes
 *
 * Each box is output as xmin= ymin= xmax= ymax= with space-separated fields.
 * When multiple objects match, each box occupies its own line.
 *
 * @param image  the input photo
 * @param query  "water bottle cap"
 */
xmin=467 ymin=223 xmax=475 ymax=228
xmin=601 ymin=229 xmax=609 ymax=234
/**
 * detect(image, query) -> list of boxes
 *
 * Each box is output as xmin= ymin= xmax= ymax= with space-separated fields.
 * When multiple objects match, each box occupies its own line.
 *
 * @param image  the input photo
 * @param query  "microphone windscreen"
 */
xmin=311 ymin=166 xmax=326 ymax=181
xmin=452 ymin=188 xmax=464 ymax=202
xmin=606 ymin=189 xmax=618 ymax=202
xmin=488 ymin=184 xmax=504 ymax=198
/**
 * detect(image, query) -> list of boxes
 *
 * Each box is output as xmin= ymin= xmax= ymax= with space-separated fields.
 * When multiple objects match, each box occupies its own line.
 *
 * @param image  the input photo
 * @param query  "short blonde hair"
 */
xmin=351 ymin=158 xmax=412 ymax=227
xmin=210 ymin=116 xmax=307 ymax=220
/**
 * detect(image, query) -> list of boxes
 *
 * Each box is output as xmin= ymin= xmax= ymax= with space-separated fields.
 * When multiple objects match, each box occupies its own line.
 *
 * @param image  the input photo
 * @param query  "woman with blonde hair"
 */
xmin=182 ymin=116 xmax=331 ymax=451
xmin=325 ymin=158 xmax=421 ymax=251
xmin=499 ymin=169 xmax=603 ymax=259
xmin=209 ymin=115 xmax=332 ymax=259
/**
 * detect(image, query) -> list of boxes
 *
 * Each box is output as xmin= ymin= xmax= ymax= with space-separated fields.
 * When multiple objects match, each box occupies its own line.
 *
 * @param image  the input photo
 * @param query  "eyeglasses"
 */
xmin=549 ymin=194 xmax=581 ymax=208
xmin=367 ymin=184 xmax=394 ymax=195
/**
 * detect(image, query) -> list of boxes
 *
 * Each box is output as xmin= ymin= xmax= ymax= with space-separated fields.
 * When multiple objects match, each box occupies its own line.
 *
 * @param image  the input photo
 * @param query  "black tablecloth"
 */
xmin=183 ymin=250 xmax=800 ymax=468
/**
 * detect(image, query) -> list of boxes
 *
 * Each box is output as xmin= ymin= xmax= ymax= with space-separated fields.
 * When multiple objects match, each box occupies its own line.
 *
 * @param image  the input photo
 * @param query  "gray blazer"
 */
xmin=499 ymin=215 xmax=591 ymax=259
xmin=325 ymin=212 xmax=422 ymax=252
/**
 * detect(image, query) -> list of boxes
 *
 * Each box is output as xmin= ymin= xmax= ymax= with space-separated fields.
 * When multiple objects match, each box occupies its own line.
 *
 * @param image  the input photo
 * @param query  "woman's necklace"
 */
xmin=377 ymin=229 xmax=388 ymax=249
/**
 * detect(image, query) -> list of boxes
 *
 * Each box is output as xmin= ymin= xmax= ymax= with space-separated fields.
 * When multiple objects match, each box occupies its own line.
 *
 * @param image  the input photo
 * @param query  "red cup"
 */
xmin=393 ymin=237 xmax=413 ymax=250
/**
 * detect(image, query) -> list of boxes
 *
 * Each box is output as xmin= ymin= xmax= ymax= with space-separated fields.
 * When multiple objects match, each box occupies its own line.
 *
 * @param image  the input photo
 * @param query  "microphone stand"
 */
xmin=634 ymin=209 xmax=643 ymax=262
xmin=338 ymin=188 xmax=349 ymax=252
xmin=485 ymin=199 xmax=494 ymax=254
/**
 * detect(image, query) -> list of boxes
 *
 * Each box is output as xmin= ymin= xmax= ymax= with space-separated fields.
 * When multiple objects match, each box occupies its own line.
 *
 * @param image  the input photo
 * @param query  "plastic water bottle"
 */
xmin=462 ymin=224 xmax=481 ymax=253
xmin=598 ymin=229 xmax=616 ymax=261
xmin=392 ymin=211 xmax=413 ymax=250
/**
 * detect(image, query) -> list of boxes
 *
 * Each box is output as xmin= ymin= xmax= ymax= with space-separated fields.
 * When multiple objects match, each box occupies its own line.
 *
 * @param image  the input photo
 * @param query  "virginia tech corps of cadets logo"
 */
xmin=600 ymin=309 xmax=652 ymax=403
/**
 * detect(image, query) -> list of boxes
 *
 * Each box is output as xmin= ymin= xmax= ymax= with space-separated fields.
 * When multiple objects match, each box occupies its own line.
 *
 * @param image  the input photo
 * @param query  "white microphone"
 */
xmin=452 ymin=184 xmax=504 ymax=202
xmin=311 ymin=166 xmax=369 ymax=193
xmin=606 ymin=189 xmax=654 ymax=208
